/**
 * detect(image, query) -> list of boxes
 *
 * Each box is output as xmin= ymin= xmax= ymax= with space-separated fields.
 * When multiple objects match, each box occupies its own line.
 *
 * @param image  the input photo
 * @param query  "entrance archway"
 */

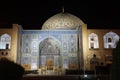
xmin=39 ymin=37 xmax=61 ymax=71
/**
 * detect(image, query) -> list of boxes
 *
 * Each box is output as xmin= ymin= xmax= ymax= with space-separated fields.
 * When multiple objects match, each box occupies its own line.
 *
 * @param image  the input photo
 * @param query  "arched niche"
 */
xmin=88 ymin=33 xmax=99 ymax=49
xmin=0 ymin=33 xmax=11 ymax=49
xmin=103 ymin=31 xmax=119 ymax=49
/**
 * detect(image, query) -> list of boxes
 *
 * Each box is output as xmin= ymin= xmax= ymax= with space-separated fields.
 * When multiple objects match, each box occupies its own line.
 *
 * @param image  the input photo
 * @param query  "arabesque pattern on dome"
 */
xmin=42 ymin=12 xmax=84 ymax=30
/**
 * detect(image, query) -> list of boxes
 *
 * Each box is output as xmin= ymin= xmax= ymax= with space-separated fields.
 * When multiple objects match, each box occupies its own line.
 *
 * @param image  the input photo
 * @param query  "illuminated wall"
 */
xmin=86 ymin=29 xmax=120 ymax=70
xmin=0 ymin=24 xmax=19 ymax=62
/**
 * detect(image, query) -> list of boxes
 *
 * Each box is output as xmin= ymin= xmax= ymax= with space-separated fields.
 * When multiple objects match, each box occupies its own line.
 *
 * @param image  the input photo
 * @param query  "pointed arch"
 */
xmin=39 ymin=37 xmax=61 ymax=67
xmin=103 ymin=31 xmax=119 ymax=48
xmin=39 ymin=37 xmax=61 ymax=55
xmin=0 ymin=33 xmax=11 ymax=49
xmin=89 ymin=33 xmax=99 ymax=49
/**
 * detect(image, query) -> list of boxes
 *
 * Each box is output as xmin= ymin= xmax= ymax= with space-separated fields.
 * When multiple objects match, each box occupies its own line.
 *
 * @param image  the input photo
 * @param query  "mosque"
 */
xmin=0 ymin=11 xmax=120 ymax=75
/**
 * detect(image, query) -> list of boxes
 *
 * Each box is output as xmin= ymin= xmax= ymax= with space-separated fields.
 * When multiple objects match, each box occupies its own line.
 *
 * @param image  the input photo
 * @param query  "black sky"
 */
xmin=0 ymin=0 xmax=120 ymax=29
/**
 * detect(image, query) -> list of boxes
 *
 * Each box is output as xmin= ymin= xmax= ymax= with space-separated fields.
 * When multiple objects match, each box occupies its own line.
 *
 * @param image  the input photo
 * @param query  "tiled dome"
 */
xmin=41 ymin=12 xmax=84 ymax=30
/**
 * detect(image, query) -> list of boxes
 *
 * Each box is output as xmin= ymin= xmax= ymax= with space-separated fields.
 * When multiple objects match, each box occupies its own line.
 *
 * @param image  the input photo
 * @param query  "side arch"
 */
xmin=0 ymin=33 xmax=11 ymax=49
xmin=103 ymin=31 xmax=119 ymax=48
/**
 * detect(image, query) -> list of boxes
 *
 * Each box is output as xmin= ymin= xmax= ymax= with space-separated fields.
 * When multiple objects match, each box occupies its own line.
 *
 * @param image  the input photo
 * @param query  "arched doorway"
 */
xmin=39 ymin=37 xmax=61 ymax=71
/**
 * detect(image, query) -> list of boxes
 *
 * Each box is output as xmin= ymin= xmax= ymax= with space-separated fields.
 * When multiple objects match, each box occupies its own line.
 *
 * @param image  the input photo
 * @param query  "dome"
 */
xmin=41 ymin=12 xmax=84 ymax=30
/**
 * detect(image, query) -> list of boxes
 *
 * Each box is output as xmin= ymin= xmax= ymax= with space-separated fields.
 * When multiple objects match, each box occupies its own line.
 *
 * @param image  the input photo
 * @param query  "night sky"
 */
xmin=0 ymin=0 xmax=120 ymax=29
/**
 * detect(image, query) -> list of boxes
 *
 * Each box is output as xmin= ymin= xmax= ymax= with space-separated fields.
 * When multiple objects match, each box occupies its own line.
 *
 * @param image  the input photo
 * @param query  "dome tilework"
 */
xmin=42 ymin=12 xmax=84 ymax=30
